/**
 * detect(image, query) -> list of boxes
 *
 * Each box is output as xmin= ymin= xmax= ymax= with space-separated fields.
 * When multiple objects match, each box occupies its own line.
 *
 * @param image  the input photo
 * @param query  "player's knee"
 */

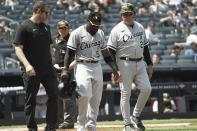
xmin=145 ymin=86 xmax=152 ymax=94
xmin=141 ymin=86 xmax=152 ymax=94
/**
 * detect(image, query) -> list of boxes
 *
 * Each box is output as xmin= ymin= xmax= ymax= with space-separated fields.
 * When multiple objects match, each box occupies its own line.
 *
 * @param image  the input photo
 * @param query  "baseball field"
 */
xmin=0 ymin=118 xmax=197 ymax=131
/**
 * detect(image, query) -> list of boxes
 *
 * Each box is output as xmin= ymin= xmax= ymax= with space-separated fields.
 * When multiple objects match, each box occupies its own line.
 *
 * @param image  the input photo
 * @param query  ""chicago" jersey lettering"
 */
xmin=80 ymin=41 xmax=101 ymax=50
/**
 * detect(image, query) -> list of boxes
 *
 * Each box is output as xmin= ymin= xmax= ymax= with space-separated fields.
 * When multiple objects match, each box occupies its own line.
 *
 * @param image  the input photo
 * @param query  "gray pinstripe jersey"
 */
xmin=107 ymin=21 xmax=148 ymax=58
xmin=67 ymin=25 xmax=106 ymax=61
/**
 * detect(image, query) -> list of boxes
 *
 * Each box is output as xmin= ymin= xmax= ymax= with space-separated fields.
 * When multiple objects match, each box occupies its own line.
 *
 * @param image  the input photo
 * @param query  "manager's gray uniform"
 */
xmin=107 ymin=21 xmax=152 ymax=125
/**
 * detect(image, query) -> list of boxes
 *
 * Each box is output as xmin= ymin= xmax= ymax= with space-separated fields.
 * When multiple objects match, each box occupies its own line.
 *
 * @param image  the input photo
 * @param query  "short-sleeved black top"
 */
xmin=14 ymin=19 xmax=53 ymax=72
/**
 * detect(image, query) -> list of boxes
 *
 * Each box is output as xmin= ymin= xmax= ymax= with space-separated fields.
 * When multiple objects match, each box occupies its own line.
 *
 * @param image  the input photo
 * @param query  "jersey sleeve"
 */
xmin=100 ymin=30 xmax=107 ymax=49
xmin=67 ymin=30 xmax=78 ymax=51
xmin=107 ymin=28 xmax=117 ymax=51
xmin=143 ymin=28 xmax=149 ymax=46
xmin=13 ymin=24 xmax=27 ymax=46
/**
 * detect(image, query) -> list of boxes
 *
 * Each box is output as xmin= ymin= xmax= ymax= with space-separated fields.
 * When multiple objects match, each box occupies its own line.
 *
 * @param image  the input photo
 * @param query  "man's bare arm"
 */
xmin=15 ymin=45 xmax=36 ymax=76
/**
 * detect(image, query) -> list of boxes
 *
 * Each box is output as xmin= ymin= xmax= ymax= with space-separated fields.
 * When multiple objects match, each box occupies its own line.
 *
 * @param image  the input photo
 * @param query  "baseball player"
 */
xmin=61 ymin=12 xmax=120 ymax=131
xmin=107 ymin=3 xmax=153 ymax=131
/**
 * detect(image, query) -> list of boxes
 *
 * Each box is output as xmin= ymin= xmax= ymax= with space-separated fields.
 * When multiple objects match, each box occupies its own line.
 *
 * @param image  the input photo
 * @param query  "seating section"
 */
xmin=0 ymin=40 xmax=19 ymax=69
xmin=0 ymin=0 xmax=196 ymax=70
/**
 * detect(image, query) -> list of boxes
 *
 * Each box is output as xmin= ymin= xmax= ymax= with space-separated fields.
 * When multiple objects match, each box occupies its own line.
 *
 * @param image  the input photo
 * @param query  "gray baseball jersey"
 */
xmin=67 ymin=25 xmax=106 ymax=61
xmin=107 ymin=21 xmax=148 ymax=58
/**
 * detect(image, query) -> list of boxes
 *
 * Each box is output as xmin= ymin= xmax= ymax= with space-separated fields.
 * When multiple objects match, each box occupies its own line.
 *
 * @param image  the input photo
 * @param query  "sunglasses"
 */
xmin=122 ymin=12 xmax=134 ymax=16
xmin=89 ymin=20 xmax=102 ymax=28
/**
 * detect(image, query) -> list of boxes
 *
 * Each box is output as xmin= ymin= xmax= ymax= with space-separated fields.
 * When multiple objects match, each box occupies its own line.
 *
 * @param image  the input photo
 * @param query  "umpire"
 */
xmin=52 ymin=20 xmax=77 ymax=129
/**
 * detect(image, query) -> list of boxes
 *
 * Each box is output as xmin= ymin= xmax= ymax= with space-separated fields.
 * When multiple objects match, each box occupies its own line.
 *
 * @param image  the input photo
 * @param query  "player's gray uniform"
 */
xmin=107 ymin=21 xmax=152 ymax=125
xmin=67 ymin=25 xmax=106 ymax=130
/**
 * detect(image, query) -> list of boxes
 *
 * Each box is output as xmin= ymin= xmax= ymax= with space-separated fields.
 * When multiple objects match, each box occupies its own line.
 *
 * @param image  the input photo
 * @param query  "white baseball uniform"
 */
xmin=107 ymin=21 xmax=152 ymax=125
xmin=67 ymin=24 xmax=106 ymax=130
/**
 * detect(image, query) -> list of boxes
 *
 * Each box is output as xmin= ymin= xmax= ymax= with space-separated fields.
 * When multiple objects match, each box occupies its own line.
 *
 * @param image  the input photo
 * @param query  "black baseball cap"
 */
xmin=88 ymin=12 xmax=102 ymax=23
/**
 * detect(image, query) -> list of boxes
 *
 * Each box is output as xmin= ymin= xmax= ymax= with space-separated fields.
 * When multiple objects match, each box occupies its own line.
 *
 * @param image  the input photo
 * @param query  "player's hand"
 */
xmin=25 ymin=64 xmax=36 ymax=76
xmin=112 ymin=71 xmax=122 ymax=83
xmin=147 ymin=65 xmax=153 ymax=79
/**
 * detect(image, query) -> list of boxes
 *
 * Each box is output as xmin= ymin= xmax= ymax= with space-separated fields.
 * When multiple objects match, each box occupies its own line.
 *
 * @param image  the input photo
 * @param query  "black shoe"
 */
xmin=44 ymin=126 xmax=56 ymax=131
xmin=28 ymin=128 xmax=37 ymax=131
xmin=123 ymin=124 xmax=135 ymax=131
xmin=59 ymin=122 xmax=74 ymax=129
xmin=131 ymin=116 xmax=145 ymax=131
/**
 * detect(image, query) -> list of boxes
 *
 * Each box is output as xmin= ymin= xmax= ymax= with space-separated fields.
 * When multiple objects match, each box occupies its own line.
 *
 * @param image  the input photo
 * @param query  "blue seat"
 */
xmin=177 ymin=59 xmax=194 ymax=64
xmin=0 ymin=43 xmax=13 ymax=48
xmin=150 ymin=49 xmax=163 ymax=56
xmin=177 ymin=55 xmax=194 ymax=64
xmin=160 ymin=55 xmax=177 ymax=60
xmin=160 ymin=59 xmax=177 ymax=64
xmin=163 ymin=49 xmax=171 ymax=55
xmin=150 ymin=45 xmax=166 ymax=50
xmin=0 ymin=48 xmax=15 ymax=57
xmin=177 ymin=55 xmax=194 ymax=60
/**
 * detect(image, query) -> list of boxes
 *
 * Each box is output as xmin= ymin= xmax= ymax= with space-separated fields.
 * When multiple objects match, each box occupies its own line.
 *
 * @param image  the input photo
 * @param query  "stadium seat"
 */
xmin=150 ymin=45 xmax=166 ymax=50
xmin=177 ymin=59 xmax=194 ymax=64
xmin=0 ymin=43 xmax=13 ymax=48
xmin=150 ymin=49 xmax=164 ymax=56
xmin=163 ymin=49 xmax=171 ymax=55
xmin=0 ymin=55 xmax=4 ymax=69
xmin=160 ymin=55 xmax=177 ymax=60
xmin=177 ymin=55 xmax=194 ymax=64
xmin=0 ymin=48 xmax=15 ymax=57
xmin=166 ymin=45 xmax=174 ymax=50
xmin=160 ymin=59 xmax=177 ymax=64
xmin=160 ymin=55 xmax=177 ymax=64
xmin=177 ymin=55 xmax=194 ymax=60
xmin=0 ymin=9 xmax=7 ymax=16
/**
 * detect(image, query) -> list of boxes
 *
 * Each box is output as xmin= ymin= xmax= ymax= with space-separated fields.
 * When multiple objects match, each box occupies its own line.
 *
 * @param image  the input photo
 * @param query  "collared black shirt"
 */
xmin=14 ymin=19 xmax=53 ymax=73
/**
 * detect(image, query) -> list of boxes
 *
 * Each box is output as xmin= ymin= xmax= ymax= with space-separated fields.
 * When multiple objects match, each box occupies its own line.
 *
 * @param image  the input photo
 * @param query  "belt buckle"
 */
xmin=125 ymin=57 xmax=129 ymax=61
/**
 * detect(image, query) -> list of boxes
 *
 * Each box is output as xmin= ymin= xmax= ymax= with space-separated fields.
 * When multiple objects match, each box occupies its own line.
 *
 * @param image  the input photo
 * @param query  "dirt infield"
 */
xmin=0 ymin=123 xmax=192 ymax=131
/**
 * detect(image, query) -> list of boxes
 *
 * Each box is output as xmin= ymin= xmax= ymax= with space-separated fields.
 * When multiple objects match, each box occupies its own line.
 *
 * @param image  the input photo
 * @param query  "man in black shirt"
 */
xmin=14 ymin=2 xmax=58 ymax=131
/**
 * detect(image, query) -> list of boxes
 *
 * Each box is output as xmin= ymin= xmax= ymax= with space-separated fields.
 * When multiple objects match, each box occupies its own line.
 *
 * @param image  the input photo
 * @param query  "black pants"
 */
xmin=22 ymin=65 xmax=58 ymax=129
xmin=57 ymin=72 xmax=77 ymax=125
xmin=58 ymin=95 xmax=77 ymax=125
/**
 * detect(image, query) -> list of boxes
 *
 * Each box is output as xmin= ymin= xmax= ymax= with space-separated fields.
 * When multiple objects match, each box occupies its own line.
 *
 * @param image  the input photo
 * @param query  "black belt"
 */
xmin=77 ymin=60 xmax=98 ymax=63
xmin=120 ymin=57 xmax=143 ymax=62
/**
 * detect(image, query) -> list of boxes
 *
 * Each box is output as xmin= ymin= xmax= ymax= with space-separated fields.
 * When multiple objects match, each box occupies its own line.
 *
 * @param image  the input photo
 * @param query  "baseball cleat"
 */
xmin=131 ymin=116 xmax=145 ymax=131
xmin=123 ymin=124 xmax=135 ymax=131
xmin=77 ymin=126 xmax=85 ymax=131
xmin=58 ymin=122 xmax=74 ymax=129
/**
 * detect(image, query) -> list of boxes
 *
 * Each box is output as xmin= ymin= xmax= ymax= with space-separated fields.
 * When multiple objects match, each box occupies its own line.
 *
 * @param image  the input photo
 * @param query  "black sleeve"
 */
xmin=64 ymin=48 xmax=75 ymax=71
xmin=108 ymin=47 xmax=117 ymax=63
xmin=143 ymin=45 xmax=153 ymax=66
xmin=102 ymin=48 xmax=118 ymax=73
xmin=47 ymin=25 xmax=53 ymax=44
xmin=13 ymin=24 xmax=27 ymax=46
